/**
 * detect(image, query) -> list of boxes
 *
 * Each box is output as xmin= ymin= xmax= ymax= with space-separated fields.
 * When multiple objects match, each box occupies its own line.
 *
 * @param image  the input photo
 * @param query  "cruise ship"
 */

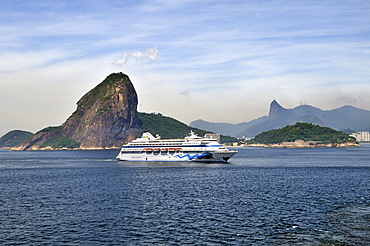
xmin=116 ymin=131 xmax=237 ymax=163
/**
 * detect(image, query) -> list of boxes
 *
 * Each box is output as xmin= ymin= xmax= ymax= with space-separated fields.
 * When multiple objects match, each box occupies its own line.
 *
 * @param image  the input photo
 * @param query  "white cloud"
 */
xmin=113 ymin=47 xmax=160 ymax=66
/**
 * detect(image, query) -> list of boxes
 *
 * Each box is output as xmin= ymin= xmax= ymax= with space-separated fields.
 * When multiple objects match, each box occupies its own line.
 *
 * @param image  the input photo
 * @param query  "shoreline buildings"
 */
xmin=350 ymin=131 xmax=370 ymax=142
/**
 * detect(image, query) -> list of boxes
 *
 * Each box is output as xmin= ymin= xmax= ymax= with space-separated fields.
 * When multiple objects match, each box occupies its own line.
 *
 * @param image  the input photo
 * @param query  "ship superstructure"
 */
xmin=116 ymin=131 xmax=237 ymax=163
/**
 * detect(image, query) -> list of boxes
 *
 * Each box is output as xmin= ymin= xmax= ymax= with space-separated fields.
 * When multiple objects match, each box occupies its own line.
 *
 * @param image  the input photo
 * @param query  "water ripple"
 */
xmin=0 ymin=148 xmax=369 ymax=245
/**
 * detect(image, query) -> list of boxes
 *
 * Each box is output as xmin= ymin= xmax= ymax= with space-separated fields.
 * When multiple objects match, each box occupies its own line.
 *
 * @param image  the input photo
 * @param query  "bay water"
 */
xmin=0 ymin=145 xmax=369 ymax=245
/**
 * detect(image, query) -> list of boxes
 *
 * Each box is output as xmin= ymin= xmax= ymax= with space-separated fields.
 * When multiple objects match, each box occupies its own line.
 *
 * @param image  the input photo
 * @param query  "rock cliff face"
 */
xmin=62 ymin=73 xmax=141 ymax=148
xmin=14 ymin=73 xmax=141 ymax=150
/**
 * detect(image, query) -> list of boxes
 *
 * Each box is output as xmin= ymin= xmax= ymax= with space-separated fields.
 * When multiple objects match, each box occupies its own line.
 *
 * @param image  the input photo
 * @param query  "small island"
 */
xmin=244 ymin=123 xmax=360 ymax=148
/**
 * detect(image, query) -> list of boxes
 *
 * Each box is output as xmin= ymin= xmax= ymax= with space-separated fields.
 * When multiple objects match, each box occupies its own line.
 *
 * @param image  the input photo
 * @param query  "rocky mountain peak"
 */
xmin=14 ymin=72 xmax=141 ymax=150
xmin=268 ymin=100 xmax=286 ymax=118
xmin=62 ymin=72 xmax=141 ymax=148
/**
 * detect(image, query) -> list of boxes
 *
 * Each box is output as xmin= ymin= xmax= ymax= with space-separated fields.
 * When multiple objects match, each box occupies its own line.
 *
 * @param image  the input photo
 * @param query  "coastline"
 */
xmin=244 ymin=140 xmax=360 ymax=148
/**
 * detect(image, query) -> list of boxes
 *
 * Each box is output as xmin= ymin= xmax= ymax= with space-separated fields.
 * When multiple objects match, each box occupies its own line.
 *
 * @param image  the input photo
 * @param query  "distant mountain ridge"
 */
xmin=190 ymin=100 xmax=370 ymax=138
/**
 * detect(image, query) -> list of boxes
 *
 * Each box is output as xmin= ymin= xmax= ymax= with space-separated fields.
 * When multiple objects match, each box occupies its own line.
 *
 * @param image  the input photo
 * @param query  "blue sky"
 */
xmin=1 ymin=0 xmax=370 ymax=136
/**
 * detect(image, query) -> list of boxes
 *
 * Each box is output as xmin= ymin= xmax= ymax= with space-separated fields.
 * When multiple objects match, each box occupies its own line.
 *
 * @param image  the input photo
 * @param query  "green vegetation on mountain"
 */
xmin=79 ymin=73 xmax=128 ymax=109
xmin=0 ymin=130 xmax=34 ymax=148
xmin=138 ymin=112 xmax=237 ymax=143
xmin=40 ymin=136 xmax=80 ymax=149
xmin=37 ymin=127 xmax=80 ymax=149
xmin=247 ymin=123 xmax=357 ymax=144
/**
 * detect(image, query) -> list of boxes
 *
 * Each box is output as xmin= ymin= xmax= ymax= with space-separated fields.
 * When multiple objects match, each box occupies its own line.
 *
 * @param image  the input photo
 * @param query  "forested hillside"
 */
xmin=247 ymin=123 xmax=357 ymax=144
xmin=138 ymin=113 xmax=237 ymax=143
xmin=0 ymin=130 xmax=33 ymax=148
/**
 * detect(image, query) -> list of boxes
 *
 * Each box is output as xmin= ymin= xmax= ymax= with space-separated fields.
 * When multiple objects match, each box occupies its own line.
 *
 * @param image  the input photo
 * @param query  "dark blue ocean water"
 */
xmin=0 ymin=145 xmax=369 ymax=245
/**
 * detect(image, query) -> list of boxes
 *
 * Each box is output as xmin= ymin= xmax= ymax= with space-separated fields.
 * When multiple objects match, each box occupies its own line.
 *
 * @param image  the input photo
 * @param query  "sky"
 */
xmin=1 ymin=0 xmax=370 ymax=136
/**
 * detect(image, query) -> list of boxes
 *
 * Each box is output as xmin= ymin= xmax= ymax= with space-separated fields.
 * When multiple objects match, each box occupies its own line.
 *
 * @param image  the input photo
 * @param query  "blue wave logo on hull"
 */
xmin=175 ymin=152 xmax=213 ymax=160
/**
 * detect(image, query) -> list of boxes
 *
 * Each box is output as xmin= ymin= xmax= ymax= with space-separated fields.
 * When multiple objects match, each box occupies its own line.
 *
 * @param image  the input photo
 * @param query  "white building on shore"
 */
xmin=350 ymin=131 xmax=370 ymax=142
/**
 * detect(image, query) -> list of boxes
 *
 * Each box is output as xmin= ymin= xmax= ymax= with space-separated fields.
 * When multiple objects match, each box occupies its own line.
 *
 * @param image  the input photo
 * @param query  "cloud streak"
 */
xmin=113 ymin=47 xmax=160 ymax=66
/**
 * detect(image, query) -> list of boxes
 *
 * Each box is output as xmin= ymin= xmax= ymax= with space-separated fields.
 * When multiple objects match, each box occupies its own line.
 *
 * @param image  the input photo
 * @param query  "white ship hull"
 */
xmin=116 ymin=149 xmax=237 ymax=162
xmin=116 ymin=131 xmax=237 ymax=163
